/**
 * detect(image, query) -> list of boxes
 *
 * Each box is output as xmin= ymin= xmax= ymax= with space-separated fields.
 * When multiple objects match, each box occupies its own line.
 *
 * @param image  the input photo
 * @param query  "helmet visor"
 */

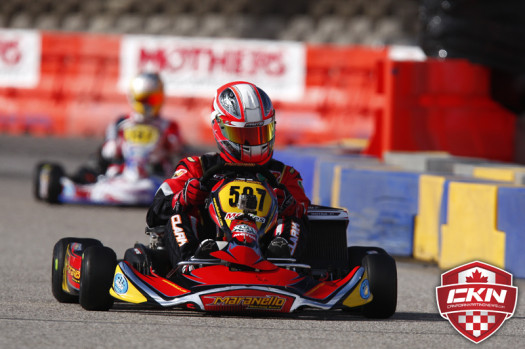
xmin=219 ymin=122 xmax=275 ymax=146
xmin=135 ymin=92 xmax=163 ymax=107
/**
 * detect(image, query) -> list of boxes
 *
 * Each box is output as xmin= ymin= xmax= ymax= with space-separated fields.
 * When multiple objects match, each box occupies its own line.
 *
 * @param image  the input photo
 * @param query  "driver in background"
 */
xmin=143 ymin=81 xmax=310 ymax=274
xmin=73 ymin=72 xmax=183 ymax=183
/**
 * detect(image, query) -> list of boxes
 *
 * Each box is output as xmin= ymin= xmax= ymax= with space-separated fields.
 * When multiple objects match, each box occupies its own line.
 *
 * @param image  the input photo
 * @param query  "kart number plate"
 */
xmin=123 ymin=125 xmax=160 ymax=144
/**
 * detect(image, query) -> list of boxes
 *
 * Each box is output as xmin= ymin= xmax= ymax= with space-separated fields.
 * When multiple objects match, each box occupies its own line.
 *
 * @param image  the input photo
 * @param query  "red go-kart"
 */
xmin=51 ymin=164 xmax=397 ymax=318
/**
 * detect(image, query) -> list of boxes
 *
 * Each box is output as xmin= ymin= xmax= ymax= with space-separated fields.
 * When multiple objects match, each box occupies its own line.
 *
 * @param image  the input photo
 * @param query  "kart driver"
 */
xmin=143 ymin=81 xmax=310 ymax=274
xmin=81 ymin=72 xmax=183 ymax=181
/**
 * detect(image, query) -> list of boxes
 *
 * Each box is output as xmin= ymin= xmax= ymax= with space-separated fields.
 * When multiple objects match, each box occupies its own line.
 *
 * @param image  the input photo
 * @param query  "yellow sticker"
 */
xmin=217 ymin=180 xmax=272 ymax=231
xmin=123 ymin=125 xmax=160 ymax=144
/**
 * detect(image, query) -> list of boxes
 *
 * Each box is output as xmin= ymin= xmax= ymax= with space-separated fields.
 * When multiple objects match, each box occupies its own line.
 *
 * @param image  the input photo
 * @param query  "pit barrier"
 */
xmin=275 ymin=147 xmax=525 ymax=278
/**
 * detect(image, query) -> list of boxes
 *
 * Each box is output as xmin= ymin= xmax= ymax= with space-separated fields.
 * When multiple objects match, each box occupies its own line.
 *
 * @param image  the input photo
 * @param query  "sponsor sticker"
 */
xmin=172 ymin=169 xmax=187 ymax=178
xmin=0 ymin=29 xmax=41 ymax=88
xmin=203 ymin=295 xmax=287 ymax=311
xmin=436 ymin=261 xmax=518 ymax=343
xmin=225 ymin=211 xmax=266 ymax=223
xmin=119 ymin=35 xmax=305 ymax=101
xmin=360 ymin=279 xmax=370 ymax=300
xmin=231 ymin=224 xmax=257 ymax=243
xmin=114 ymin=273 xmax=129 ymax=294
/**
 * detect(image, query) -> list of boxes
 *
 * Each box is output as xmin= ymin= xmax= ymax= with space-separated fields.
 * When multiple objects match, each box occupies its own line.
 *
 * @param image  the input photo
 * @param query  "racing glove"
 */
xmin=274 ymin=187 xmax=301 ymax=218
xmin=179 ymin=178 xmax=208 ymax=207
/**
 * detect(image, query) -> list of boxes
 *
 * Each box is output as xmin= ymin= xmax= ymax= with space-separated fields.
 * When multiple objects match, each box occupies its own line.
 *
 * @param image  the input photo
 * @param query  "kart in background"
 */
xmin=33 ymin=159 xmax=164 ymax=206
xmin=33 ymin=125 xmax=171 ymax=206
xmin=51 ymin=164 xmax=397 ymax=318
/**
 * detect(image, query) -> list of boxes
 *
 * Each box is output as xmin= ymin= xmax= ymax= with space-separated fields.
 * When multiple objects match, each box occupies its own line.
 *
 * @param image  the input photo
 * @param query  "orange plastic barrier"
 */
xmin=364 ymin=59 xmax=516 ymax=161
xmin=0 ymin=32 xmax=121 ymax=136
xmin=291 ymin=45 xmax=388 ymax=144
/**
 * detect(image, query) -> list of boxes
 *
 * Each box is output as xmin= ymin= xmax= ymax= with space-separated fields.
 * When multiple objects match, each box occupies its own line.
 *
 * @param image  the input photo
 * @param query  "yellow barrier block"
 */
xmin=440 ymin=182 xmax=505 ymax=270
xmin=331 ymin=165 xmax=342 ymax=208
xmin=473 ymin=166 xmax=525 ymax=183
xmin=414 ymin=175 xmax=445 ymax=262
xmin=312 ymin=159 xmax=321 ymax=205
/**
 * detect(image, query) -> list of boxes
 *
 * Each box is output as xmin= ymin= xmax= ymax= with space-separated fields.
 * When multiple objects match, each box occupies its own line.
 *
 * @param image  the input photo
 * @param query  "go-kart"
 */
xmin=33 ymin=160 xmax=164 ymax=206
xmin=51 ymin=164 xmax=397 ymax=318
xmin=34 ymin=125 xmax=169 ymax=206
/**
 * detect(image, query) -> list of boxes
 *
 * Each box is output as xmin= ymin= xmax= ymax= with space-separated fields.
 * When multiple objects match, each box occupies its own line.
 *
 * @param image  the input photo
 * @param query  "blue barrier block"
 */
xmin=275 ymin=148 xmax=379 ymax=205
xmin=337 ymin=167 xmax=420 ymax=256
xmin=315 ymin=156 xmax=381 ymax=206
xmin=316 ymin=158 xmax=341 ymax=206
xmin=497 ymin=186 xmax=525 ymax=278
xmin=273 ymin=149 xmax=318 ymax=199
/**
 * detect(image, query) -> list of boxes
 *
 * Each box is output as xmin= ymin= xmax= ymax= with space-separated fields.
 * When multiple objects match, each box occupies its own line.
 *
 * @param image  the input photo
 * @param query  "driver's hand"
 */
xmin=181 ymin=178 xmax=208 ymax=206
xmin=274 ymin=187 xmax=300 ymax=217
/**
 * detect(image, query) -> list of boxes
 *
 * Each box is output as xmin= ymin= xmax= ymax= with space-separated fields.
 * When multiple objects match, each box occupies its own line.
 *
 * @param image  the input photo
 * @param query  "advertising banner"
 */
xmin=0 ymin=29 xmax=41 ymax=88
xmin=119 ymin=35 xmax=305 ymax=101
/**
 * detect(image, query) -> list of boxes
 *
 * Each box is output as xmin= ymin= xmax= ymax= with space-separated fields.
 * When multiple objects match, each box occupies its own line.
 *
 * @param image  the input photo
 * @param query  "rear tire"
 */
xmin=361 ymin=253 xmax=397 ymax=318
xmin=51 ymin=237 xmax=103 ymax=303
xmin=79 ymin=246 xmax=117 ymax=311
xmin=34 ymin=162 xmax=65 ymax=203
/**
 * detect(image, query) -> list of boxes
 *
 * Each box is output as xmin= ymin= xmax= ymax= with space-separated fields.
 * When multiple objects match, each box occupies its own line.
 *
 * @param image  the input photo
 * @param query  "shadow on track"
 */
xmin=109 ymin=302 xmax=443 ymax=322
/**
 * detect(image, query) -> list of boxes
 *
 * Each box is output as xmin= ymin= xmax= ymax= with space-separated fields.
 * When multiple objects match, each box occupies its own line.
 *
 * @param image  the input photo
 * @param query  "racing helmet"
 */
xmin=211 ymin=81 xmax=275 ymax=165
xmin=128 ymin=72 xmax=164 ymax=121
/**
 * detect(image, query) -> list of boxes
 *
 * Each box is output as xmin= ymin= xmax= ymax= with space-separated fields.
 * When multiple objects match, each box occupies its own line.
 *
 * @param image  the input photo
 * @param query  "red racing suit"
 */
xmin=101 ymin=114 xmax=183 ymax=177
xmin=146 ymin=153 xmax=310 ymax=267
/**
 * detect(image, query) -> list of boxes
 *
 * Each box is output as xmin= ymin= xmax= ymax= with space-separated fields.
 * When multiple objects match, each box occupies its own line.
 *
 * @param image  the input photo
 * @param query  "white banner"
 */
xmin=119 ymin=35 xmax=305 ymax=101
xmin=0 ymin=29 xmax=41 ymax=88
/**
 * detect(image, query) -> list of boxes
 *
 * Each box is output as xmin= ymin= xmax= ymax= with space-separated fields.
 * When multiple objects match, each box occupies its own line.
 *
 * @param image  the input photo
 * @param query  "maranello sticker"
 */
xmin=436 ymin=261 xmax=518 ymax=344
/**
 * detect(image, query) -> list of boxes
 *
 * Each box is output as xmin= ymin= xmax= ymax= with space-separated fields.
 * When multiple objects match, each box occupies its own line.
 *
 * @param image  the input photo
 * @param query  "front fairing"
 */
xmin=110 ymin=260 xmax=372 ymax=313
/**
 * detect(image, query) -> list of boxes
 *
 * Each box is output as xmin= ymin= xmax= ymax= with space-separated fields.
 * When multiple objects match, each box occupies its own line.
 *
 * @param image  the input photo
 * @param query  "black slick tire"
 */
xmin=34 ymin=162 xmax=65 ymax=204
xmin=362 ymin=253 xmax=397 ymax=319
xmin=51 ymin=237 xmax=103 ymax=303
xmin=33 ymin=163 xmax=45 ymax=200
xmin=79 ymin=246 xmax=117 ymax=311
xmin=347 ymin=246 xmax=388 ymax=271
xmin=51 ymin=238 xmax=79 ymax=303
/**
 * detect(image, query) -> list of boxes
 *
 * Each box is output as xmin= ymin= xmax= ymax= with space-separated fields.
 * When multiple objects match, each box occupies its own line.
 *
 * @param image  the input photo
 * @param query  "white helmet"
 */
xmin=210 ymin=81 xmax=275 ymax=164
xmin=128 ymin=72 xmax=164 ymax=121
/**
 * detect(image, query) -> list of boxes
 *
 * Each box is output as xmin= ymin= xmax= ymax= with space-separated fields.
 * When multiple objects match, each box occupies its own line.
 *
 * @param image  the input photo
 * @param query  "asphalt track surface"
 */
xmin=0 ymin=134 xmax=523 ymax=349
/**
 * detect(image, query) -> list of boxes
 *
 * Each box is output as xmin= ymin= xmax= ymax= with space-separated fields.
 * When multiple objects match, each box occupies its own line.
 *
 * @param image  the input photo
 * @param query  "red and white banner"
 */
xmin=119 ymin=35 xmax=305 ymax=101
xmin=0 ymin=29 xmax=41 ymax=88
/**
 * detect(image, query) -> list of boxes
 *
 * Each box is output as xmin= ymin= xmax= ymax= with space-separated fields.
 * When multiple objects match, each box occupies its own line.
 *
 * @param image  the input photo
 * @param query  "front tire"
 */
xmin=51 ymin=237 xmax=103 ymax=303
xmin=361 ymin=253 xmax=397 ymax=318
xmin=34 ymin=162 xmax=65 ymax=203
xmin=79 ymin=246 xmax=117 ymax=311
xmin=347 ymin=246 xmax=388 ymax=271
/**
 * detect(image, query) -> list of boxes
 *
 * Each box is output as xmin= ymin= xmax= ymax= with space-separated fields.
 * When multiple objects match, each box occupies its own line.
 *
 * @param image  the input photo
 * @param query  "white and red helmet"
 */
xmin=211 ymin=81 xmax=275 ymax=164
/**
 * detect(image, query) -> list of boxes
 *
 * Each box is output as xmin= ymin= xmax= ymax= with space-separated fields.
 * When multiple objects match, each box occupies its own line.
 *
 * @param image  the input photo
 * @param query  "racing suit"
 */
xmin=100 ymin=114 xmax=183 ymax=178
xmin=146 ymin=153 xmax=310 ymax=269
